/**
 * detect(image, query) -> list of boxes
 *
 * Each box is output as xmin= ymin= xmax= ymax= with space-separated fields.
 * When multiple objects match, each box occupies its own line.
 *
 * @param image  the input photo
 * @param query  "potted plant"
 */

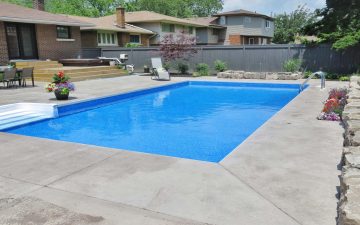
xmin=45 ymin=71 xmax=75 ymax=100
xmin=144 ymin=65 xmax=150 ymax=73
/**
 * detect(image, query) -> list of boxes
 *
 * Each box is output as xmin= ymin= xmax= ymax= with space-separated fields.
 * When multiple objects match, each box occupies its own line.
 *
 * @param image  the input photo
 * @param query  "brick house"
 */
xmin=0 ymin=1 xmax=93 ymax=65
xmin=68 ymin=7 xmax=154 ymax=48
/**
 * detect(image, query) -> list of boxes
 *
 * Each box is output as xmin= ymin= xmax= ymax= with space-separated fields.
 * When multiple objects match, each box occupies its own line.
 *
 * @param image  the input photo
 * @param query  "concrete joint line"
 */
xmin=45 ymin=186 xmax=215 ymax=225
xmin=219 ymin=164 xmax=303 ymax=225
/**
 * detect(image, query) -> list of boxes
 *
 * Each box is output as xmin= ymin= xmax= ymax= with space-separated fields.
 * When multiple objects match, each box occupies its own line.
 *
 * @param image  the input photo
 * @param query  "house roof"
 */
xmin=0 ymin=2 xmax=93 ymax=27
xmin=68 ymin=15 xmax=154 ymax=34
xmin=103 ymin=11 xmax=206 ymax=27
xmin=214 ymin=9 xmax=273 ymax=20
xmin=185 ymin=17 xmax=225 ymax=28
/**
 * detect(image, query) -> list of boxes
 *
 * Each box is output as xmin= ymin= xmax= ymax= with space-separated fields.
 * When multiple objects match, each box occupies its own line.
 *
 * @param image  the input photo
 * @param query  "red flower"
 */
xmin=58 ymin=71 xmax=64 ymax=78
xmin=322 ymin=98 xmax=340 ymax=113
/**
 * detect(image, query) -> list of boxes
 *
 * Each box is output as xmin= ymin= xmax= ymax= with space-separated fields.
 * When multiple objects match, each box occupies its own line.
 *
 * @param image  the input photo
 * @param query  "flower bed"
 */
xmin=317 ymin=88 xmax=348 ymax=121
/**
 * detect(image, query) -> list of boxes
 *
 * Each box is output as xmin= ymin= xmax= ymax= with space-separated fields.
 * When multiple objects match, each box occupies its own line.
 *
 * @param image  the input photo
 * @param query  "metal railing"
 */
xmin=300 ymin=71 xmax=326 ymax=91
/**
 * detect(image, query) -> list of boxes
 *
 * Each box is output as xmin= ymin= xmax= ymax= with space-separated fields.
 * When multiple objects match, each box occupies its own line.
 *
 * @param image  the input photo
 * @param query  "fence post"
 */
xmin=243 ymin=45 xmax=246 ymax=71
xmin=201 ymin=47 xmax=204 ymax=63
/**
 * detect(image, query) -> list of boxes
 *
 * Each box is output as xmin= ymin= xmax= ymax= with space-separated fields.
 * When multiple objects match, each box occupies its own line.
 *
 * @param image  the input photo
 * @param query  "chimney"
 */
xmin=33 ymin=0 xmax=45 ymax=11
xmin=116 ymin=6 xmax=126 ymax=28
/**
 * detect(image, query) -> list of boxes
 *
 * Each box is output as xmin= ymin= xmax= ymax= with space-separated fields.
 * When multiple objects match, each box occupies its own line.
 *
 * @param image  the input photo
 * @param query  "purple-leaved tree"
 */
xmin=159 ymin=31 xmax=198 ymax=62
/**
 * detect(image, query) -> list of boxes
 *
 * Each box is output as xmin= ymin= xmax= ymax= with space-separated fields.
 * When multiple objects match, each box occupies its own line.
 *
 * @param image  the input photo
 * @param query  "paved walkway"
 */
xmin=0 ymin=75 xmax=346 ymax=225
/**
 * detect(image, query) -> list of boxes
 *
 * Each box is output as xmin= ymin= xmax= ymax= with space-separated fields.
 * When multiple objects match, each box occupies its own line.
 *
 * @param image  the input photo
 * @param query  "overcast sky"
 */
xmin=223 ymin=0 xmax=326 ymax=16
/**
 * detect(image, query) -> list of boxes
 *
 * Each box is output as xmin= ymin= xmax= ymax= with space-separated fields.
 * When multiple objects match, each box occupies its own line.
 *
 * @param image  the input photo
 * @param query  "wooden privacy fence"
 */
xmin=82 ymin=44 xmax=360 ymax=74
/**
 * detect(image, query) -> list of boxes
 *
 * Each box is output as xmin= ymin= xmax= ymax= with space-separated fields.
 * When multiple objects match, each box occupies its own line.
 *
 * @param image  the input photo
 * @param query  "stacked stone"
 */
xmin=339 ymin=76 xmax=360 ymax=225
xmin=217 ymin=71 xmax=302 ymax=80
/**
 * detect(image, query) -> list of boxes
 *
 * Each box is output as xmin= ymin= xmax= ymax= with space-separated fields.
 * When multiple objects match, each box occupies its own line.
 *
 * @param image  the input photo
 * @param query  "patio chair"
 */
xmin=21 ymin=67 xmax=35 ymax=87
xmin=1 ymin=68 xmax=17 ymax=88
xmin=151 ymin=58 xmax=170 ymax=81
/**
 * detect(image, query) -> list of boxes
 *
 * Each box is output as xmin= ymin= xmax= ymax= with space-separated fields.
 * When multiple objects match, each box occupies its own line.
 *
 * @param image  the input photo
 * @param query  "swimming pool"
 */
xmin=5 ymin=81 xmax=304 ymax=162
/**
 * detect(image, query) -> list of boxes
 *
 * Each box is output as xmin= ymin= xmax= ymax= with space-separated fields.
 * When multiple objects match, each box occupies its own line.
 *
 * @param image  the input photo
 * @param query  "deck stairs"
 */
xmin=14 ymin=61 xmax=127 ymax=82
xmin=0 ymin=103 xmax=57 ymax=131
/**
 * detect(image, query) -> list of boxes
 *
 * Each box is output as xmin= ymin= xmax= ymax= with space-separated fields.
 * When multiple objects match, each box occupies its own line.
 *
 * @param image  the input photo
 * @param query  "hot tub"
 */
xmin=59 ymin=59 xmax=109 ymax=67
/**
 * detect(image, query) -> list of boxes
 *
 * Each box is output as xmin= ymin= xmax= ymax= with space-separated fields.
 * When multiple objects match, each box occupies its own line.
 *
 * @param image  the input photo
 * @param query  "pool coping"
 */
xmin=0 ymin=76 xmax=344 ymax=225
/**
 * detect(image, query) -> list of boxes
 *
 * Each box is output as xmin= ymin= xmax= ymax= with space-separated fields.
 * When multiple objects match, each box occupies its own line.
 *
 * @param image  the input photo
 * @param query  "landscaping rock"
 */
xmin=348 ymin=89 xmax=360 ymax=100
xmin=343 ymin=149 xmax=360 ymax=169
xmin=217 ymin=71 xmax=301 ymax=80
xmin=344 ymin=120 xmax=360 ymax=135
xmin=265 ymin=73 xmax=278 ymax=80
xmin=338 ymin=168 xmax=360 ymax=225
xmin=345 ymin=130 xmax=360 ymax=147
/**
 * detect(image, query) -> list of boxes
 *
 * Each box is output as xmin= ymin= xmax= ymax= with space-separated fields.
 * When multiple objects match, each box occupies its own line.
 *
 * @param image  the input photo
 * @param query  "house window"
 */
xmin=219 ymin=16 xmax=226 ymax=25
xmin=265 ymin=20 xmax=271 ymax=28
xmin=188 ymin=26 xmax=194 ymax=34
xmin=97 ymin=32 xmax=118 ymax=46
xmin=245 ymin=17 xmax=252 ymax=23
xmin=212 ymin=28 xmax=219 ymax=35
xmin=56 ymin=26 xmax=71 ymax=39
xmin=248 ymin=38 xmax=255 ymax=45
xmin=129 ymin=34 xmax=141 ymax=44
xmin=161 ymin=23 xmax=175 ymax=32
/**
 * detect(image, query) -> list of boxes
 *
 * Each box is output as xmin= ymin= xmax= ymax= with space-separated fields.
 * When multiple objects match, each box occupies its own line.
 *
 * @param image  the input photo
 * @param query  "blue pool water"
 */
xmin=6 ymin=81 xmax=302 ymax=162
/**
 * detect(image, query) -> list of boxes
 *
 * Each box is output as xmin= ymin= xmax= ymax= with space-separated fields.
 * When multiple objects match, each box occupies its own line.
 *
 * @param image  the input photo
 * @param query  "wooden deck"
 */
xmin=14 ymin=61 xmax=127 ymax=82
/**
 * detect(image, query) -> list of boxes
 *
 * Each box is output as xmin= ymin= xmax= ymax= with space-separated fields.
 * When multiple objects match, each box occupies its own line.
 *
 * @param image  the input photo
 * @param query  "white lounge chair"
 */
xmin=151 ymin=58 xmax=170 ymax=81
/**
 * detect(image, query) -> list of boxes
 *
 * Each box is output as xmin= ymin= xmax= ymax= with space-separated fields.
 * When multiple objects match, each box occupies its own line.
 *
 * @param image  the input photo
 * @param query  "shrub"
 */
xmin=176 ymin=62 xmax=189 ymax=74
xmin=196 ymin=63 xmax=209 ymax=76
xmin=339 ymin=76 xmax=350 ymax=81
xmin=125 ymin=43 xmax=141 ymax=48
xmin=163 ymin=62 xmax=171 ymax=71
xmin=283 ymin=59 xmax=302 ymax=72
xmin=303 ymin=71 xmax=313 ymax=78
xmin=214 ymin=60 xmax=227 ymax=72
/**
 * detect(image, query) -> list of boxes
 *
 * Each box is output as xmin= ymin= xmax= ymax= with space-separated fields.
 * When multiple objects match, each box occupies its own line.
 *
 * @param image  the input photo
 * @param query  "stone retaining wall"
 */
xmin=217 ymin=71 xmax=303 ymax=80
xmin=339 ymin=76 xmax=360 ymax=225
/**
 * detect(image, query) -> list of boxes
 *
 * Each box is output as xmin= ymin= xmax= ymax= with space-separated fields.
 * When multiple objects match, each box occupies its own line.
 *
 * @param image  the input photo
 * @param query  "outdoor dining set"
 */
xmin=0 ymin=66 xmax=34 ymax=88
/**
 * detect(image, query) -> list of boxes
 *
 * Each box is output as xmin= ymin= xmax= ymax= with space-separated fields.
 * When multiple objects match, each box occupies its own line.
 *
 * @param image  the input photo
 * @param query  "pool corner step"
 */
xmin=0 ymin=103 xmax=57 ymax=131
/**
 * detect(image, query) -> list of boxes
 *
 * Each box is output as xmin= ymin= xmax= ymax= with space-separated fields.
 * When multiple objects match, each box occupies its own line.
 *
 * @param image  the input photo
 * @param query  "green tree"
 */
xmin=273 ymin=5 xmax=317 ymax=44
xmin=0 ymin=0 xmax=32 ymax=7
xmin=126 ymin=0 xmax=223 ymax=18
xmin=47 ymin=0 xmax=125 ymax=17
xmin=305 ymin=0 xmax=360 ymax=50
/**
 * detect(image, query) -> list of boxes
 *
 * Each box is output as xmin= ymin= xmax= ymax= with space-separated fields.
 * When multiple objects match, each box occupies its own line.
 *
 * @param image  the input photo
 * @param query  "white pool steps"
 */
xmin=0 ymin=103 xmax=57 ymax=131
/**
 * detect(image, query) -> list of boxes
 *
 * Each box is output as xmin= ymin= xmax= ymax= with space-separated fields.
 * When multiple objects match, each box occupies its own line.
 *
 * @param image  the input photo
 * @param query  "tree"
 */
xmin=126 ymin=0 xmax=223 ymax=18
xmin=305 ymin=0 xmax=360 ymax=50
xmin=159 ymin=31 xmax=198 ymax=62
xmin=273 ymin=5 xmax=317 ymax=44
xmin=47 ymin=0 xmax=126 ymax=17
xmin=2 ymin=0 xmax=223 ymax=18
xmin=1 ymin=0 xmax=32 ymax=7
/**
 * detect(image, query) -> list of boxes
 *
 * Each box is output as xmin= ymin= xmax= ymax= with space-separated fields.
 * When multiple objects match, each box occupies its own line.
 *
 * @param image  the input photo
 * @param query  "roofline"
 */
xmin=81 ymin=27 xmax=154 ymax=34
xmin=129 ymin=19 xmax=205 ymax=27
xmin=213 ymin=12 xmax=274 ymax=20
xmin=0 ymin=16 xmax=94 ymax=27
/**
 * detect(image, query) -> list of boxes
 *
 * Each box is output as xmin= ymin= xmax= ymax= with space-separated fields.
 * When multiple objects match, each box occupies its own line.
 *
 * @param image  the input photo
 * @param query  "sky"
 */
xmin=222 ymin=0 xmax=326 ymax=16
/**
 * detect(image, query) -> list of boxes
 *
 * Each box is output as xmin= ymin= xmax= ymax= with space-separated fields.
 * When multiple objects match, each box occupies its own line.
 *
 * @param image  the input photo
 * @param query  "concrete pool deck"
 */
xmin=0 ymin=75 xmax=345 ymax=225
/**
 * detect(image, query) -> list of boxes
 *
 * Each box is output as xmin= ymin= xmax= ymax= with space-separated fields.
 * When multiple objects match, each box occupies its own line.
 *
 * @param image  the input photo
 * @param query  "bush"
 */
xmin=214 ymin=60 xmax=227 ymax=72
xmin=283 ymin=59 xmax=302 ymax=72
xmin=303 ymin=71 xmax=313 ymax=78
xmin=125 ymin=43 xmax=141 ymax=48
xmin=176 ymin=62 xmax=189 ymax=74
xmin=339 ymin=76 xmax=350 ymax=81
xmin=196 ymin=63 xmax=209 ymax=76
xmin=163 ymin=62 xmax=171 ymax=71
xmin=325 ymin=73 xmax=343 ymax=80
